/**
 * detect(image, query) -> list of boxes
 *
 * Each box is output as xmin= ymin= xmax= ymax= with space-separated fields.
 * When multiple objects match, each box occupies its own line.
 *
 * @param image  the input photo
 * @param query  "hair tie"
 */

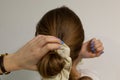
xmin=42 ymin=43 xmax=72 ymax=80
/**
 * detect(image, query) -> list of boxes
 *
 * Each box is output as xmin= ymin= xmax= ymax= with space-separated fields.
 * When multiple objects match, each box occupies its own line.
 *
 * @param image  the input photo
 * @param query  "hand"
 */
xmin=80 ymin=38 xmax=104 ymax=58
xmin=4 ymin=35 xmax=61 ymax=72
xmin=72 ymin=38 xmax=104 ymax=67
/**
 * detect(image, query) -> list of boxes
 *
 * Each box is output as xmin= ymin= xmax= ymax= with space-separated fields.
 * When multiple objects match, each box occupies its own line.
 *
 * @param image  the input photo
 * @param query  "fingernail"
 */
xmin=91 ymin=47 xmax=96 ymax=53
xmin=90 ymin=40 xmax=95 ymax=47
xmin=100 ymin=51 xmax=104 ymax=54
xmin=90 ymin=40 xmax=94 ymax=44
xmin=90 ymin=43 xmax=94 ymax=48
xmin=58 ymin=38 xmax=64 ymax=44
xmin=61 ymin=41 xmax=64 ymax=44
xmin=91 ymin=47 xmax=95 ymax=50
xmin=92 ymin=50 xmax=96 ymax=53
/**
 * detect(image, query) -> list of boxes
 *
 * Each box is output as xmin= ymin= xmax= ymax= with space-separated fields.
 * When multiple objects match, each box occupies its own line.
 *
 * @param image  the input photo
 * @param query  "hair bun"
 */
xmin=37 ymin=51 xmax=65 ymax=78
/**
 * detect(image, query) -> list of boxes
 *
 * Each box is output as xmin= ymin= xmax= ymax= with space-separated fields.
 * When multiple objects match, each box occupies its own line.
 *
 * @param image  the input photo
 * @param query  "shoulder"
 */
xmin=77 ymin=68 xmax=100 ymax=80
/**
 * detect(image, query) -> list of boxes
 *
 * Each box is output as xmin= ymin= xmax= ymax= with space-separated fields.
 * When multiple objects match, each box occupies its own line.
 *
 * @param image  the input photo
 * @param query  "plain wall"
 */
xmin=0 ymin=0 xmax=120 ymax=80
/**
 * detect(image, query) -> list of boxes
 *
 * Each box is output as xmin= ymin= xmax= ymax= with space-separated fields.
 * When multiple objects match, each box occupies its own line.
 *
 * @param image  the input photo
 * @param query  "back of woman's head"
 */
xmin=35 ymin=6 xmax=84 ymax=78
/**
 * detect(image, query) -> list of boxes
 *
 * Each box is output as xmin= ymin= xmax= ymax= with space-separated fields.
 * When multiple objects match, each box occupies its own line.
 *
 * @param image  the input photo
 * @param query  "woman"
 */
xmin=0 ymin=6 xmax=103 ymax=80
xmin=35 ymin=6 xmax=104 ymax=80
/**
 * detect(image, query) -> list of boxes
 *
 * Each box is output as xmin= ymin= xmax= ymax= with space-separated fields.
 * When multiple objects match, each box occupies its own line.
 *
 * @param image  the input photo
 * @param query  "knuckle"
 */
xmin=96 ymin=48 xmax=100 ymax=51
xmin=46 ymin=44 xmax=51 ymax=50
xmin=30 ymin=47 xmax=36 ymax=52
xmin=44 ymin=37 xmax=49 ymax=43
xmin=37 ymin=35 xmax=44 ymax=39
xmin=37 ymin=35 xmax=41 ymax=38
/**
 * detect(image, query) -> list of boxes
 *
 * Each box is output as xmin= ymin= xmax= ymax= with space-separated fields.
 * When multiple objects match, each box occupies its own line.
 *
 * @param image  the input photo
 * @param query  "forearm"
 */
xmin=72 ymin=55 xmax=83 ymax=68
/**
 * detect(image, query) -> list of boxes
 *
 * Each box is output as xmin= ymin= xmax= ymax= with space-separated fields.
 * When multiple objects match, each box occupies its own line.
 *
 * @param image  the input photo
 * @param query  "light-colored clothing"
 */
xmin=78 ymin=69 xmax=100 ymax=80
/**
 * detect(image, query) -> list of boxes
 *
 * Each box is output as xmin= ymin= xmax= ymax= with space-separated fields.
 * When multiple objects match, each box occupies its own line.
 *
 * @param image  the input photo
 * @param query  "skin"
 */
xmin=72 ymin=38 xmax=104 ymax=79
xmin=0 ymin=35 xmax=61 ymax=73
xmin=0 ymin=36 xmax=104 ymax=78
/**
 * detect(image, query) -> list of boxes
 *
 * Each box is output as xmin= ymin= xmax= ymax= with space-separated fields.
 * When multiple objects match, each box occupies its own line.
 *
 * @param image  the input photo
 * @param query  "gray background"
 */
xmin=0 ymin=0 xmax=120 ymax=80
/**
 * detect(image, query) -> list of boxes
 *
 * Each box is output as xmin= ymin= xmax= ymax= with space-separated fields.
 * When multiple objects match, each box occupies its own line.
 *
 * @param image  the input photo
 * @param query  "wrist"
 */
xmin=4 ymin=53 xmax=21 ymax=72
xmin=0 ymin=53 xmax=11 ymax=74
xmin=72 ymin=56 xmax=82 ymax=67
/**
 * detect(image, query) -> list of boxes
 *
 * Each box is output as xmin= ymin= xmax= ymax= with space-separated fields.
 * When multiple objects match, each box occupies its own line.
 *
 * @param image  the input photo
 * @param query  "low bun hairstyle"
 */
xmin=37 ymin=51 xmax=65 ymax=78
xmin=35 ymin=6 xmax=91 ymax=79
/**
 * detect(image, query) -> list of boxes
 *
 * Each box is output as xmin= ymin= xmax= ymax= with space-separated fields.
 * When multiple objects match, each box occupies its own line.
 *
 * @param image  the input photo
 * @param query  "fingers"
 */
xmin=15 ymin=35 xmax=62 ymax=71
xmin=93 ymin=38 xmax=104 ymax=52
xmin=90 ymin=38 xmax=104 ymax=57
xmin=32 ymin=35 xmax=62 ymax=58
xmin=34 ymin=35 xmax=61 ymax=47
xmin=39 ymin=43 xmax=61 ymax=58
xmin=90 ymin=40 xmax=96 ymax=53
xmin=86 ymin=51 xmax=103 ymax=58
xmin=25 ymin=35 xmax=62 ymax=59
